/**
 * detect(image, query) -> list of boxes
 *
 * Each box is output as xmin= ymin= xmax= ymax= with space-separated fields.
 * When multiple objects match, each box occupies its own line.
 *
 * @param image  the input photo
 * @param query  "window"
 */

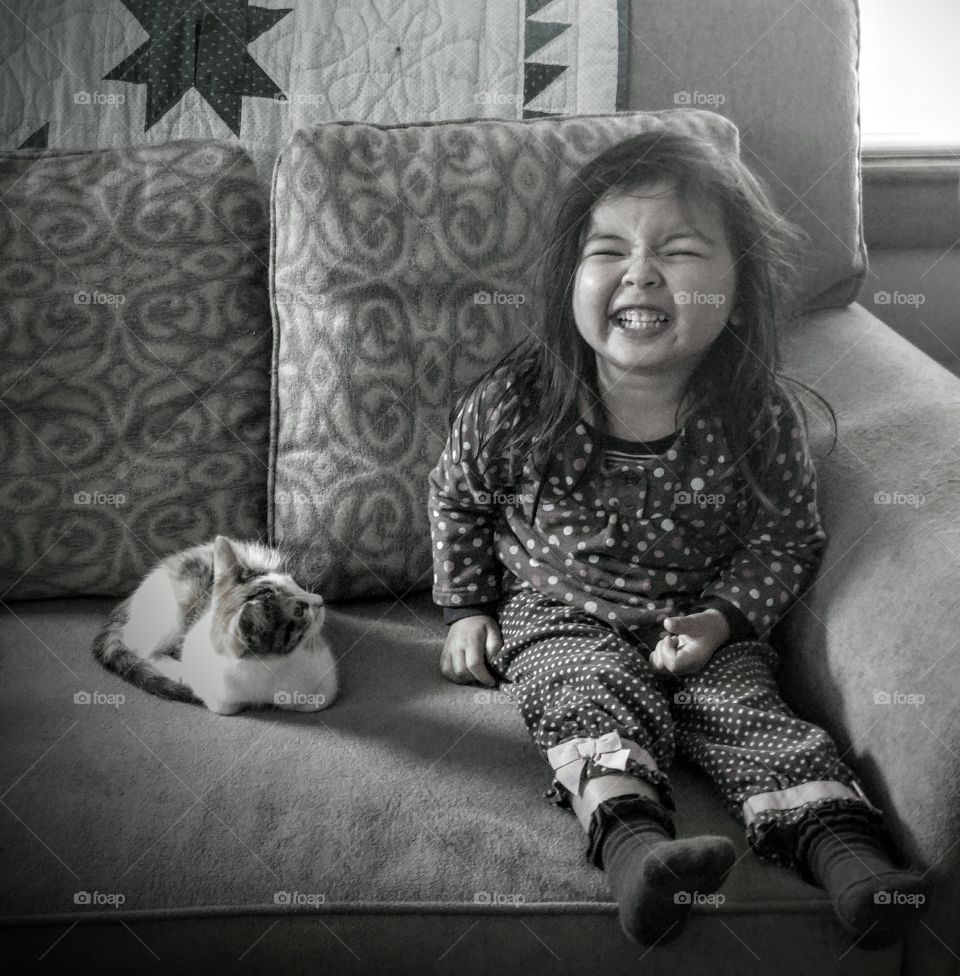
xmin=859 ymin=0 xmax=960 ymax=152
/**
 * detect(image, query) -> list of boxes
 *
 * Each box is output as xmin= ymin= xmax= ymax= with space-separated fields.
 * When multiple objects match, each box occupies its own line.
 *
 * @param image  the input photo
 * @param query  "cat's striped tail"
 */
xmin=92 ymin=600 xmax=201 ymax=704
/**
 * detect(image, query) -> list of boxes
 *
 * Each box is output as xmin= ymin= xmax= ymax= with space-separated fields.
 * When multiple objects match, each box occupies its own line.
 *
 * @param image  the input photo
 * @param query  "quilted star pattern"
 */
xmin=104 ymin=0 xmax=290 ymax=136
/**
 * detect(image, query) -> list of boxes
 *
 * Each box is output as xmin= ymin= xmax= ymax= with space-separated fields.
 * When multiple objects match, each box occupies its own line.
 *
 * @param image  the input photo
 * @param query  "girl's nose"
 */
xmin=621 ymin=252 xmax=664 ymax=288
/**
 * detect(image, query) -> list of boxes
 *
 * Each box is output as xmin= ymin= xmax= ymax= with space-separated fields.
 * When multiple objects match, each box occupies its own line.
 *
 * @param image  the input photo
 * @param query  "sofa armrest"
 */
xmin=776 ymin=304 xmax=960 ymax=970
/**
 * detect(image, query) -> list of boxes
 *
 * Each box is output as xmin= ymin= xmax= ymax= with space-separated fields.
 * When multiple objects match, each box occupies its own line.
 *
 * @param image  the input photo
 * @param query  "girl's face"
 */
xmin=572 ymin=183 xmax=740 ymax=391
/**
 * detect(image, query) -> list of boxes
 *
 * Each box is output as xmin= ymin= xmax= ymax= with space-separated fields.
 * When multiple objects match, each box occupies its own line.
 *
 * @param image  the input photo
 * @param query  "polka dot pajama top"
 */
xmin=428 ymin=376 xmax=886 ymax=870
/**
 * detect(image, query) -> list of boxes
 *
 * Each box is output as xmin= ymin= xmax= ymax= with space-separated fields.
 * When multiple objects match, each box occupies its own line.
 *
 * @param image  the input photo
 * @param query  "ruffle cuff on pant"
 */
xmin=748 ymin=797 xmax=888 ymax=882
xmin=585 ymin=793 xmax=677 ymax=870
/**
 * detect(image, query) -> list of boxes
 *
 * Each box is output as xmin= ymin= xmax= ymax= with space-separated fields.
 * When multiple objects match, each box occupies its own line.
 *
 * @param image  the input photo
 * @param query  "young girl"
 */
xmin=427 ymin=130 xmax=932 ymax=948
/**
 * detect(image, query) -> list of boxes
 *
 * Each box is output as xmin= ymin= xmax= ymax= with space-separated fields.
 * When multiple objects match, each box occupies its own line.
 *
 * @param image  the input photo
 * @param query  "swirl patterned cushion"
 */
xmin=269 ymin=109 xmax=739 ymax=599
xmin=0 ymin=141 xmax=271 ymax=598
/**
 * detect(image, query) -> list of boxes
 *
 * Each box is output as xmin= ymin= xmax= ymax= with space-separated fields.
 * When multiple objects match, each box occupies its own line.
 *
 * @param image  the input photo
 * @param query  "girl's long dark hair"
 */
xmin=450 ymin=128 xmax=837 ymax=526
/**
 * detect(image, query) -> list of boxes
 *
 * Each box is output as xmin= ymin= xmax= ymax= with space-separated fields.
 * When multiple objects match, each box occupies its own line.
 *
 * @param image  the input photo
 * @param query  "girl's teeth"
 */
xmin=615 ymin=310 xmax=669 ymax=330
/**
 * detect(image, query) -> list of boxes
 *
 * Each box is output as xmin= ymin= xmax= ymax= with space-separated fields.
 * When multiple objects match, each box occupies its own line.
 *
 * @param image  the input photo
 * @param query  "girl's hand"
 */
xmin=650 ymin=609 xmax=730 ymax=675
xmin=440 ymin=615 xmax=501 ymax=687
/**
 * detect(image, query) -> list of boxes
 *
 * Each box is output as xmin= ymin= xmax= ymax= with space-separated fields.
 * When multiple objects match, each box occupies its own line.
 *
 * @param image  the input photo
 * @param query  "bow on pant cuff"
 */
xmin=546 ymin=732 xmax=658 ymax=797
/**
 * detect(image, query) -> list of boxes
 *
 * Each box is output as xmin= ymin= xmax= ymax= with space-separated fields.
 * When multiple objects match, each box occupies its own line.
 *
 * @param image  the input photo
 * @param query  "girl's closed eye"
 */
xmin=583 ymin=245 xmax=625 ymax=258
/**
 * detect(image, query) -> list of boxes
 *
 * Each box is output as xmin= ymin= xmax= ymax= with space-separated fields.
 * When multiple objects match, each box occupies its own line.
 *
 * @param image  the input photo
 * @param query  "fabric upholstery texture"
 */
xmin=268 ymin=109 xmax=739 ymax=600
xmin=0 ymin=585 xmax=899 ymax=976
xmin=0 ymin=141 xmax=272 ymax=599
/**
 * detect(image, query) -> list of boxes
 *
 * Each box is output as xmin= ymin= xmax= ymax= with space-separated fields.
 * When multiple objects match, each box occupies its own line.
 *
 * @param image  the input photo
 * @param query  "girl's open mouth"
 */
xmin=611 ymin=307 xmax=671 ymax=333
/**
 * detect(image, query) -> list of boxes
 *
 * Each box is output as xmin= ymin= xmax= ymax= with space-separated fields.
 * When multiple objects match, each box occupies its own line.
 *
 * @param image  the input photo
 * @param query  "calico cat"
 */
xmin=93 ymin=535 xmax=338 ymax=715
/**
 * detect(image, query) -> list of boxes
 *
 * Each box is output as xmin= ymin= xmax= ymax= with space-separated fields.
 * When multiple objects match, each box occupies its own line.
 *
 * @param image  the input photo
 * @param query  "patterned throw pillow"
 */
xmin=269 ymin=109 xmax=740 ymax=599
xmin=0 ymin=141 xmax=272 ymax=598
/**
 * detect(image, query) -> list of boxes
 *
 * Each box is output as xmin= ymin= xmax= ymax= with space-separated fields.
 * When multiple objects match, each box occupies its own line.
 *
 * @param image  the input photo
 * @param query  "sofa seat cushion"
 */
xmin=0 ymin=594 xmax=899 ymax=974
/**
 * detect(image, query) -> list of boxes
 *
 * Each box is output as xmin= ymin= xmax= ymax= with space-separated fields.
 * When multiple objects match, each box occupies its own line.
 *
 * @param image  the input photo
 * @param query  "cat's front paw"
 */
xmin=205 ymin=699 xmax=243 ymax=716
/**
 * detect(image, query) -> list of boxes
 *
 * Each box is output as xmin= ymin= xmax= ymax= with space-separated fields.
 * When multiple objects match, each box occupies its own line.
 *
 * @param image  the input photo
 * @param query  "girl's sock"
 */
xmin=805 ymin=825 xmax=932 ymax=948
xmin=590 ymin=794 xmax=736 ymax=945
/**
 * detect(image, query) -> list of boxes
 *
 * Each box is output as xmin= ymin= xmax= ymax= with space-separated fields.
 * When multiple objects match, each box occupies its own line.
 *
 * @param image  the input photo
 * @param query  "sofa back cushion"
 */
xmin=0 ymin=141 xmax=272 ymax=598
xmin=269 ymin=110 xmax=740 ymax=599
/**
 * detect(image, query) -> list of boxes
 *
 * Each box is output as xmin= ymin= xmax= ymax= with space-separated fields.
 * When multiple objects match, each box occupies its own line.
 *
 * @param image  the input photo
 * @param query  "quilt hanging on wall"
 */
xmin=0 ymin=0 xmax=628 ymax=179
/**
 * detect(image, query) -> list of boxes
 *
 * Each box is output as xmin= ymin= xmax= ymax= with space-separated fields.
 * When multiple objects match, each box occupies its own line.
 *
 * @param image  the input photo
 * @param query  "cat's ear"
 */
xmin=213 ymin=536 xmax=242 ymax=583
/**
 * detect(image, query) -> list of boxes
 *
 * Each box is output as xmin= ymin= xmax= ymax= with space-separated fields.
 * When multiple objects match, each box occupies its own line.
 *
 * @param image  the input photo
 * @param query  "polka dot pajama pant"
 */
xmin=490 ymin=585 xmax=886 ymax=874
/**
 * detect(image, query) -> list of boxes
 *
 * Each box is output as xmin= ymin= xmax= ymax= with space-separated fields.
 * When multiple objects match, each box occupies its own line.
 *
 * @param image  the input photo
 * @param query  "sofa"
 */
xmin=2 ymin=2 xmax=958 ymax=974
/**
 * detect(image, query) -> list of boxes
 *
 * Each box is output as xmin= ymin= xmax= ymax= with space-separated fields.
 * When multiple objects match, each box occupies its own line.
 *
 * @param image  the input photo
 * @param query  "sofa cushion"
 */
xmin=269 ymin=109 xmax=739 ymax=599
xmin=0 ymin=141 xmax=272 ymax=599
xmin=0 ymin=593 xmax=900 ymax=975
